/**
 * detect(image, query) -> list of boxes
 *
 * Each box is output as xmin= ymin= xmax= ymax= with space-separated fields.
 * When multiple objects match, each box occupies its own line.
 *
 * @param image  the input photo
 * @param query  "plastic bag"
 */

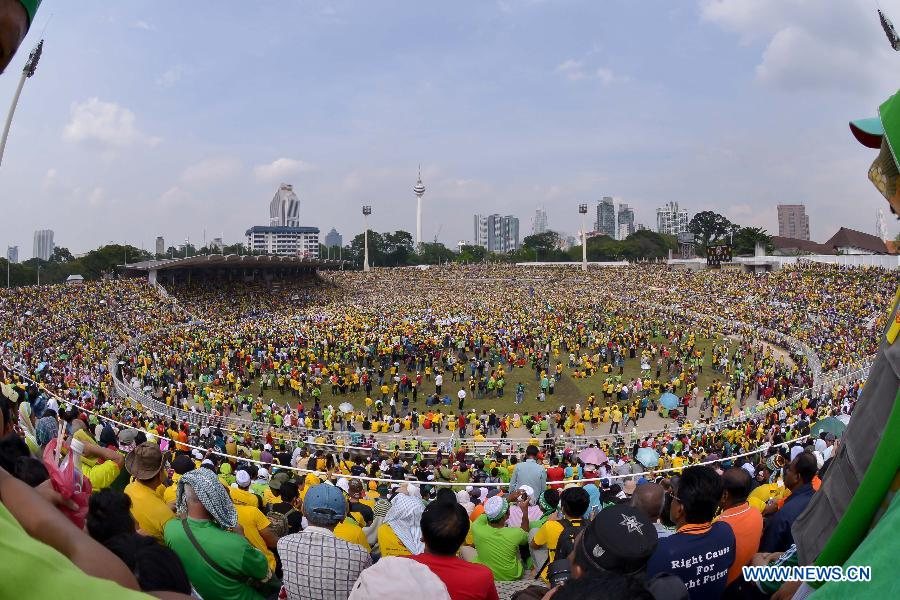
xmin=42 ymin=438 xmax=92 ymax=528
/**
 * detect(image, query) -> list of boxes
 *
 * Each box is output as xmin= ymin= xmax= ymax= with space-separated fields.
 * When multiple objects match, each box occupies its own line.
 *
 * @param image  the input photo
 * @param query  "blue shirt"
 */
xmin=510 ymin=458 xmax=547 ymax=496
xmin=759 ymin=483 xmax=814 ymax=553
xmin=646 ymin=521 xmax=735 ymax=600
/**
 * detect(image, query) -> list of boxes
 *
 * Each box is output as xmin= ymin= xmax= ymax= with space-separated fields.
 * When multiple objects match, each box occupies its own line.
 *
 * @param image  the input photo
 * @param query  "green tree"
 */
xmin=522 ymin=231 xmax=563 ymax=261
xmin=349 ymin=230 xmax=385 ymax=268
xmin=456 ymin=244 xmax=488 ymax=263
xmin=382 ymin=230 xmax=415 ymax=266
xmin=732 ymin=227 xmax=773 ymax=255
xmin=418 ymin=242 xmax=456 ymax=265
xmin=688 ymin=211 xmax=733 ymax=254
xmin=49 ymin=246 xmax=74 ymax=263
xmin=620 ymin=230 xmax=677 ymax=260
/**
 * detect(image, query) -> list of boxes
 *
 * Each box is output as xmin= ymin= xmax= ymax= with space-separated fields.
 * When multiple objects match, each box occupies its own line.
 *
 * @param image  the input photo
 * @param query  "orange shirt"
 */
xmin=716 ymin=502 xmax=763 ymax=585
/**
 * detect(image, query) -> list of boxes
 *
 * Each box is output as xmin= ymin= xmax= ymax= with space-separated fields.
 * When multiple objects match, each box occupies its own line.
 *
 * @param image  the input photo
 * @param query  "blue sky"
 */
xmin=1 ymin=0 xmax=900 ymax=257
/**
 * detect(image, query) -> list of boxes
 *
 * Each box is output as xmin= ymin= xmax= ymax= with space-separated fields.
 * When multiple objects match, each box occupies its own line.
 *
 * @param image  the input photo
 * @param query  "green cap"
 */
xmin=19 ymin=0 xmax=41 ymax=26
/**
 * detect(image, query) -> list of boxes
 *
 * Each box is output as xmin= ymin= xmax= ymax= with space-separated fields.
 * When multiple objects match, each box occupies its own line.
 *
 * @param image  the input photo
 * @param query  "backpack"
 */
xmin=537 ymin=518 xmax=583 ymax=578
xmin=268 ymin=506 xmax=297 ymax=537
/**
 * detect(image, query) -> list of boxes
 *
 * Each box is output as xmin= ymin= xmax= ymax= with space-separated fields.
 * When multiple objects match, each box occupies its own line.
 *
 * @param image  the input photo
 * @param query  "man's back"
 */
xmin=716 ymin=502 xmax=763 ymax=585
xmin=409 ymin=553 xmax=498 ymax=600
xmin=278 ymin=526 xmax=372 ymax=600
xmin=510 ymin=459 xmax=545 ymax=493
xmin=471 ymin=515 xmax=527 ymax=581
xmin=646 ymin=521 xmax=735 ymax=600
xmin=164 ymin=518 xmax=268 ymax=600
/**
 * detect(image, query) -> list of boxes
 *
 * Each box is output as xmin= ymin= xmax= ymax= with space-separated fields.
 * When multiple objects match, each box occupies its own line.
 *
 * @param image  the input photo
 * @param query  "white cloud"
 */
xmin=253 ymin=157 xmax=316 ymax=182
xmin=157 ymin=186 xmax=192 ymax=208
xmin=180 ymin=157 xmax=242 ymax=186
xmin=87 ymin=187 xmax=106 ymax=207
xmin=156 ymin=65 xmax=185 ymax=88
xmin=700 ymin=0 xmax=895 ymax=92
xmin=63 ymin=98 xmax=158 ymax=148
xmin=556 ymin=59 xmax=618 ymax=84
xmin=41 ymin=168 xmax=57 ymax=192
xmin=133 ymin=20 xmax=155 ymax=31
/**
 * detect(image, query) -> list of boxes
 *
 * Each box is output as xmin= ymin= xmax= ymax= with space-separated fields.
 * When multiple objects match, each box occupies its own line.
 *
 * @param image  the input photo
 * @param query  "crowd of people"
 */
xmin=0 ymin=263 xmax=888 ymax=599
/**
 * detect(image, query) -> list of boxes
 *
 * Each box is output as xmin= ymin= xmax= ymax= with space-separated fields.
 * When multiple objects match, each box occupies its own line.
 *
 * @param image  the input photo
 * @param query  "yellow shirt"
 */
xmin=230 ymin=487 xmax=276 ymax=570
xmin=533 ymin=518 xmax=583 ymax=580
xmin=377 ymin=523 xmax=411 ymax=556
xmin=124 ymin=481 xmax=174 ymax=542
xmin=334 ymin=519 xmax=371 ymax=551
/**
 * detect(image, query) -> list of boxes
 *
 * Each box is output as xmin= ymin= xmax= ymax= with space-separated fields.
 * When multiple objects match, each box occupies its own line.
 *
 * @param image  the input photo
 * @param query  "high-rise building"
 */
xmin=533 ymin=207 xmax=549 ymax=235
xmin=474 ymin=214 xmax=519 ymax=252
xmin=325 ymin=228 xmax=343 ymax=248
xmin=269 ymin=183 xmax=300 ymax=227
xmin=656 ymin=202 xmax=689 ymax=236
xmin=211 ymin=237 xmax=224 ymax=252
xmin=248 ymin=184 xmax=319 ymax=256
xmin=155 ymin=236 xmax=165 ymax=256
xmin=33 ymin=229 xmax=54 ymax=261
xmin=617 ymin=203 xmax=635 ymax=239
xmin=500 ymin=215 xmax=519 ymax=252
xmin=6 ymin=246 xmax=18 ymax=264
xmin=777 ymin=204 xmax=810 ymax=240
xmin=595 ymin=197 xmax=616 ymax=238
xmin=473 ymin=214 xmax=489 ymax=248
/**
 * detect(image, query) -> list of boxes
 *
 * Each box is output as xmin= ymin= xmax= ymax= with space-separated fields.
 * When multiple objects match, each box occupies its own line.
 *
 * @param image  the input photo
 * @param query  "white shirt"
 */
xmin=457 ymin=389 xmax=466 ymax=400
xmin=435 ymin=374 xmax=443 ymax=386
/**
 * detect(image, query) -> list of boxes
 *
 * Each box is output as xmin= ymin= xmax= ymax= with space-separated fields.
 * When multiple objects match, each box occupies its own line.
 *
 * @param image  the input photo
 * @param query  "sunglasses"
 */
xmin=667 ymin=491 xmax=682 ymax=504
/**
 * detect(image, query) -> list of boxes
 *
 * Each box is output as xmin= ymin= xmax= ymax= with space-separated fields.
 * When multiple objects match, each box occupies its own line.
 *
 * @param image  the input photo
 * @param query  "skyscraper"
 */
xmin=269 ymin=183 xmax=300 ymax=227
xmin=777 ymin=204 xmax=810 ymax=240
xmin=155 ymin=236 xmax=165 ymax=256
xmin=500 ymin=215 xmax=520 ymax=252
xmin=656 ymin=202 xmax=689 ymax=236
xmin=33 ymin=229 xmax=54 ymax=261
xmin=617 ymin=203 xmax=635 ymax=239
xmin=6 ymin=246 xmax=18 ymax=264
xmin=595 ymin=197 xmax=616 ymax=238
xmin=533 ymin=207 xmax=549 ymax=235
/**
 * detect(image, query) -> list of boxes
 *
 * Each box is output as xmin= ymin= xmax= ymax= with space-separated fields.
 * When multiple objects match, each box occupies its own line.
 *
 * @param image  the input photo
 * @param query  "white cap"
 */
xmin=235 ymin=470 xmax=251 ymax=487
xmin=336 ymin=478 xmax=350 ymax=493
xmin=257 ymin=468 xmax=270 ymax=481
xmin=264 ymin=444 xmax=272 ymax=451
xmin=191 ymin=449 xmax=204 ymax=460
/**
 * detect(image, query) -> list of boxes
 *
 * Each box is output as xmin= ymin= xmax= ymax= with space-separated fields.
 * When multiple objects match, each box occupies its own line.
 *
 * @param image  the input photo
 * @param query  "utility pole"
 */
xmin=362 ymin=205 xmax=372 ymax=272
xmin=578 ymin=203 xmax=588 ymax=271
xmin=0 ymin=40 xmax=43 ymax=168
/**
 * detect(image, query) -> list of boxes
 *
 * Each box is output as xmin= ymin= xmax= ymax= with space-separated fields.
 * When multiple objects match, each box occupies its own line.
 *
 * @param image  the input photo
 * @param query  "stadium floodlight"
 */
xmin=578 ymin=204 xmax=588 ymax=272
xmin=0 ymin=39 xmax=44 ymax=168
xmin=362 ymin=206 xmax=372 ymax=272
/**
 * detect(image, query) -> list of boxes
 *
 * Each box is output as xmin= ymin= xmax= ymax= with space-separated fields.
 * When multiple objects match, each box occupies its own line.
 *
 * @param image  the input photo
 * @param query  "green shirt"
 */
xmin=471 ymin=514 xmax=528 ymax=581
xmin=164 ymin=518 xmax=269 ymax=600
xmin=0 ymin=502 xmax=150 ymax=599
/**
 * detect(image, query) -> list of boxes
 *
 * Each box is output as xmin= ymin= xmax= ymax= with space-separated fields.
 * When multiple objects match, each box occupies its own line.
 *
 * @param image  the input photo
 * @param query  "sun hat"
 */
xmin=124 ymin=442 xmax=164 ymax=480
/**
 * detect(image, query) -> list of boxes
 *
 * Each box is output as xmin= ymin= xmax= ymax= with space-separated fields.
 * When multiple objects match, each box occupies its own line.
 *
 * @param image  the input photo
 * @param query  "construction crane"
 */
xmin=433 ymin=224 xmax=443 ymax=244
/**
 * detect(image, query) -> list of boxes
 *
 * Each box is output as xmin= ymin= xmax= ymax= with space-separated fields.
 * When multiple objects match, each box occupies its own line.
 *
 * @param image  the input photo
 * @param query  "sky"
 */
xmin=2 ymin=0 xmax=900 ymax=258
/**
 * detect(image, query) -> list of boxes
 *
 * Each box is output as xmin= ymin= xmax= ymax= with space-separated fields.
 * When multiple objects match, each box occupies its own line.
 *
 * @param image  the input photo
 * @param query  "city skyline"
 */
xmin=2 ymin=1 xmax=900 ymax=257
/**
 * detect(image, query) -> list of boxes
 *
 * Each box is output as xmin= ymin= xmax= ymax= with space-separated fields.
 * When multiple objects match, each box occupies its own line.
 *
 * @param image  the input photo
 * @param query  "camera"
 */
xmin=547 ymin=559 xmax=571 ymax=587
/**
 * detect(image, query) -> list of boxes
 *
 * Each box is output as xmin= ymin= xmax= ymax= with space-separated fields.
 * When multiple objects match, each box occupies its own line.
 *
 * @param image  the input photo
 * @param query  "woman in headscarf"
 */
xmin=456 ymin=489 xmax=475 ymax=516
xmin=377 ymin=492 xmax=425 ymax=556
xmin=35 ymin=410 xmax=58 ymax=449
xmin=18 ymin=402 xmax=39 ymax=456
xmin=582 ymin=482 xmax=603 ymax=519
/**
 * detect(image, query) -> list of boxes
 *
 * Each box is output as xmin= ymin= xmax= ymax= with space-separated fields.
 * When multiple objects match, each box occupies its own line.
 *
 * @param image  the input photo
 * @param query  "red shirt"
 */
xmin=408 ymin=553 xmax=498 ymax=600
xmin=546 ymin=466 xmax=565 ymax=490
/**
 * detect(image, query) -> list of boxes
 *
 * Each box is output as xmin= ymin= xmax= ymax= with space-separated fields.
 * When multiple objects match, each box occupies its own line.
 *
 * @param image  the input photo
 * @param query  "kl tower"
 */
xmin=414 ymin=167 xmax=426 ymax=251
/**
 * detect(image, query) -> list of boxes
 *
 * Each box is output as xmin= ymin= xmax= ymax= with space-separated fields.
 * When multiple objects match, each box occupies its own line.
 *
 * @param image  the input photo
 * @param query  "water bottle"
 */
xmin=69 ymin=438 xmax=85 ymax=494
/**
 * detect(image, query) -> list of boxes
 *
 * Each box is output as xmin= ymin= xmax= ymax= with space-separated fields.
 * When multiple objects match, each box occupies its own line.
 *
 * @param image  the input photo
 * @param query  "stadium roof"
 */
xmin=121 ymin=253 xmax=340 ymax=272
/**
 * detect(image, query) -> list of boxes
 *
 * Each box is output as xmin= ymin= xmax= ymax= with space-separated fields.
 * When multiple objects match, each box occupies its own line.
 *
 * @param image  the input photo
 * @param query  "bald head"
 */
xmin=721 ymin=467 xmax=752 ymax=507
xmin=631 ymin=482 xmax=665 ymax=521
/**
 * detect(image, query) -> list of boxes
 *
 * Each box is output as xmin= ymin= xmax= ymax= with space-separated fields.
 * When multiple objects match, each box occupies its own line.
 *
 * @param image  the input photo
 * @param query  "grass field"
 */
xmin=234 ymin=337 xmax=731 ymax=418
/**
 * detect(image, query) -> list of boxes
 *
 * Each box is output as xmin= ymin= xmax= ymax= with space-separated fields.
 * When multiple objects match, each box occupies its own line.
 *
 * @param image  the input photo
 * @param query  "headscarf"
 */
xmin=456 ymin=490 xmax=475 ymax=516
xmin=177 ymin=468 xmax=238 ymax=530
xmin=18 ymin=402 xmax=39 ymax=456
xmin=385 ymin=493 xmax=425 ymax=555
xmin=583 ymin=483 xmax=602 ymax=519
xmin=35 ymin=415 xmax=57 ymax=447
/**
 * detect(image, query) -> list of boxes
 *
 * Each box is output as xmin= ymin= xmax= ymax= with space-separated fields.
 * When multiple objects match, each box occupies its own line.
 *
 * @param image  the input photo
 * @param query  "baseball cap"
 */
xmin=269 ymin=471 xmax=290 ymax=491
xmin=235 ymin=470 xmax=251 ymax=487
xmin=257 ymin=468 xmax=270 ymax=481
xmin=304 ymin=483 xmax=347 ymax=525
xmin=124 ymin=442 xmax=164 ymax=480
xmin=576 ymin=505 xmax=657 ymax=574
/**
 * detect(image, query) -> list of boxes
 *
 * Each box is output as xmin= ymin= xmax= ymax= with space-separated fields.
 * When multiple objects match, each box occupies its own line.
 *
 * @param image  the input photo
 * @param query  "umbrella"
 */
xmin=339 ymin=402 xmax=354 ymax=414
xmin=636 ymin=447 xmax=659 ymax=468
xmin=811 ymin=416 xmax=847 ymax=438
xmin=659 ymin=392 xmax=679 ymax=411
xmin=579 ymin=446 xmax=608 ymax=466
